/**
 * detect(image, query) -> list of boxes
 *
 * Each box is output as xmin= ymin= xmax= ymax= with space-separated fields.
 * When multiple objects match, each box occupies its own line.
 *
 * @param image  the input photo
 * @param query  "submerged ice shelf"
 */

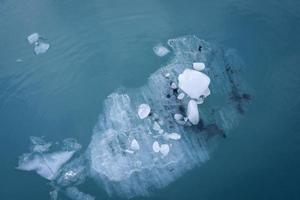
xmin=17 ymin=35 xmax=251 ymax=199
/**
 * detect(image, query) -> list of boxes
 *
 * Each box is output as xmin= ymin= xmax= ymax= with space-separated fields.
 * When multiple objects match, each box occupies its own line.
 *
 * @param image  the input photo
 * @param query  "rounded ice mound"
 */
xmin=27 ymin=33 xmax=39 ymax=44
xmin=178 ymin=69 xmax=210 ymax=99
xmin=17 ymin=35 xmax=250 ymax=200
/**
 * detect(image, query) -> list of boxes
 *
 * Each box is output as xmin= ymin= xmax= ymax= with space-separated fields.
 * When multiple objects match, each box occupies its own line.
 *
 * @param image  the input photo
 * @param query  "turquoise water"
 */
xmin=1 ymin=0 xmax=300 ymax=199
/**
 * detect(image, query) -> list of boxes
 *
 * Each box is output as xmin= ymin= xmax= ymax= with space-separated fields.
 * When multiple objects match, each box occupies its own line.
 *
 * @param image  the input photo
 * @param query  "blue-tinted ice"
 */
xmin=17 ymin=35 xmax=250 ymax=199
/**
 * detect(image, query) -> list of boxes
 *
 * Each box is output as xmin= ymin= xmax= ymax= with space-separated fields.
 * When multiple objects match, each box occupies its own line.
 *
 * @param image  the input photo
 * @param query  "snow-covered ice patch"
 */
xmin=187 ymin=100 xmax=200 ymax=125
xmin=34 ymin=42 xmax=50 ymax=55
xmin=193 ymin=62 xmax=205 ymax=71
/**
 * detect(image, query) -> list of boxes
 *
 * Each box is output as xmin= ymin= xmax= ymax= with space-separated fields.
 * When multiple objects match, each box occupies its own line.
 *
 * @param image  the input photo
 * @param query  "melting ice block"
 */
xmin=34 ymin=42 xmax=50 ymax=55
xmin=27 ymin=33 xmax=39 ymax=44
xmin=187 ymin=100 xmax=199 ymax=125
xmin=178 ymin=69 xmax=210 ymax=99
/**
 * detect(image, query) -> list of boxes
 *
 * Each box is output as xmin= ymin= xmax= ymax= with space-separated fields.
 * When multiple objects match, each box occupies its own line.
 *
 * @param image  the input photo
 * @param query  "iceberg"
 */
xmin=17 ymin=35 xmax=250 ymax=200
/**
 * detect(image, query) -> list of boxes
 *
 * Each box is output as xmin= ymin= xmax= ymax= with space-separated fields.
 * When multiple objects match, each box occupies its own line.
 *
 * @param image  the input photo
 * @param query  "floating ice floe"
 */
xmin=178 ymin=69 xmax=210 ymax=99
xmin=65 ymin=187 xmax=95 ymax=200
xmin=170 ymin=82 xmax=177 ymax=89
xmin=193 ymin=62 xmax=205 ymax=71
xmin=138 ymin=103 xmax=151 ymax=119
xmin=27 ymin=33 xmax=39 ymax=44
xmin=164 ymin=73 xmax=170 ymax=78
xmin=34 ymin=42 xmax=50 ymax=55
xmin=153 ymin=121 xmax=161 ymax=131
xmin=187 ymin=100 xmax=200 ymax=125
xmin=153 ymin=44 xmax=170 ymax=57
xmin=17 ymin=35 xmax=250 ymax=200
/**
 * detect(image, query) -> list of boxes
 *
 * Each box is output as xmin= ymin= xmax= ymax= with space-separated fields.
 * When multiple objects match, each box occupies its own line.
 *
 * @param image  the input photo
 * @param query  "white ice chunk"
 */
xmin=177 ymin=93 xmax=185 ymax=100
xmin=160 ymin=144 xmax=170 ymax=156
xmin=152 ymin=141 xmax=160 ymax=153
xmin=34 ymin=42 xmax=50 ymax=55
xmin=187 ymin=100 xmax=199 ymax=125
xmin=138 ymin=104 xmax=151 ymax=119
xmin=178 ymin=69 xmax=210 ymax=99
xmin=17 ymin=151 xmax=75 ymax=180
xmin=193 ymin=62 xmax=205 ymax=71
xmin=130 ymin=139 xmax=140 ymax=151
xmin=167 ymin=133 xmax=181 ymax=140
xmin=164 ymin=73 xmax=170 ymax=78
xmin=153 ymin=44 xmax=170 ymax=57
xmin=27 ymin=33 xmax=39 ymax=44
xmin=158 ymin=129 xmax=164 ymax=134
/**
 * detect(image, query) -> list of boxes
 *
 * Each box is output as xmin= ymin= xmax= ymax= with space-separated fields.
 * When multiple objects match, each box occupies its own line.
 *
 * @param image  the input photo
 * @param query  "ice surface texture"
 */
xmin=17 ymin=35 xmax=250 ymax=199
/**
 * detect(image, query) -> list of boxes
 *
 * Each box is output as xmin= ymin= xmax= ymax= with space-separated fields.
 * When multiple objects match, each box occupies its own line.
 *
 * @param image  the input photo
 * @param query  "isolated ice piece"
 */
xmin=174 ymin=113 xmax=186 ymax=125
xmin=164 ymin=73 xmax=170 ymax=78
xmin=34 ymin=42 xmax=50 ymax=55
xmin=178 ymin=69 xmax=210 ymax=99
xmin=153 ymin=44 xmax=170 ymax=57
xmin=65 ymin=187 xmax=95 ymax=200
xmin=159 ymin=144 xmax=170 ymax=156
xmin=167 ymin=133 xmax=181 ymax=140
xmin=187 ymin=100 xmax=199 ymax=125
xmin=27 ymin=33 xmax=39 ymax=44
xmin=17 ymin=151 xmax=76 ymax=180
xmin=177 ymin=93 xmax=185 ymax=100
xmin=130 ymin=139 xmax=140 ymax=151
xmin=193 ymin=62 xmax=205 ymax=71
xmin=152 ymin=141 xmax=160 ymax=153
xmin=138 ymin=103 xmax=151 ymax=119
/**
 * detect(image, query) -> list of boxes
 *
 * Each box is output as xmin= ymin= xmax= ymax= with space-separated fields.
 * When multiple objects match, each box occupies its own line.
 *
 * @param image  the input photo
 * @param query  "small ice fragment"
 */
xmin=174 ymin=113 xmax=186 ymax=125
xmin=34 ymin=42 xmax=50 ymax=55
xmin=177 ymin=93 xmax=185 ymax=100
xmin=160 ymin=144 xmax=170 ymax=156
xmin=193 ymin=62 xmax=205 ymax=71
xmin=158 ymin=129 xmax=164 ymax=134
xmin=153 ymin=121 xmax=161 ymax=131
xmin=16 ymin=58 xmax=22 ymax=62
xmin=27 ymin=33 xmax=39 ymax=44
xmin=153 ymin=44 xmax=170 ymax=57
xmin=167 ymin=133 xmax=181 ymax=140
xmin=152 ymin=141 xmax=160 ymax=153
xmin=178 ymin=69 xmax=210 ymax=99
xmin=187 ymin=100 xmax=199 ymax=125
xmin=138 ymin=103 xmax=151 ymax=119
xmin=130 ymin=139 xmax=140 ymax=151
xmin=164 ymin=73 xmax=170 ymax=78
xmin=170 ymin=82 xmax=177 ymax=89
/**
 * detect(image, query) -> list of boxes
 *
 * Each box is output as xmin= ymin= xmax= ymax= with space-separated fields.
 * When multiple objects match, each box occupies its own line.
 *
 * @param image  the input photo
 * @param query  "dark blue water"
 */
xmin=1 ymin=0 xmax=300 ymax=199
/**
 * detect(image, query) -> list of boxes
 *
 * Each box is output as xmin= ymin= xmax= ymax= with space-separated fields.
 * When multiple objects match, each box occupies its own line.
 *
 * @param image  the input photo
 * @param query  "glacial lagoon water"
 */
xmin=1 ymin=0 xmax=300 ymax=200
